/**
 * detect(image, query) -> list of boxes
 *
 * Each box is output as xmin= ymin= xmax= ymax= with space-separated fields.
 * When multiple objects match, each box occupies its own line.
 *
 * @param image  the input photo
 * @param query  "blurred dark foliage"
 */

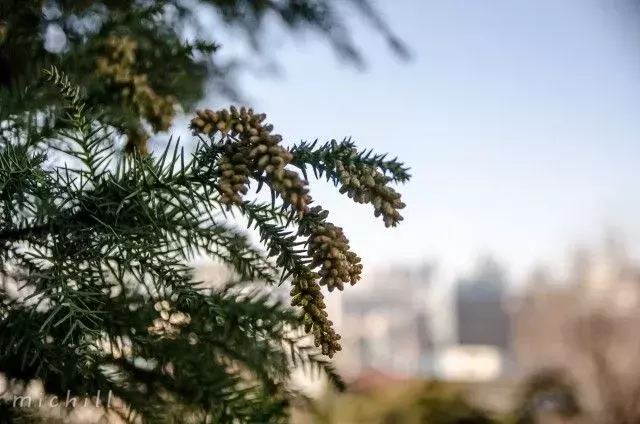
xmin=0 ymin=0 xmax=409 ymax=156
xmin=0 ymin=0 xmax=408 ymax=119
xmin=510 ymin=368 xmax=582 ymax=424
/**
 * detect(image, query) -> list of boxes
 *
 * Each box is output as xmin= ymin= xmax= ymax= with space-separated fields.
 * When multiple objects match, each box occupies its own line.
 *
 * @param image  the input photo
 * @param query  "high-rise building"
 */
xmin=455 ymin=257 xmax=510 ymax=350
xmin=452 ymin=257 xmax=513 ymax=379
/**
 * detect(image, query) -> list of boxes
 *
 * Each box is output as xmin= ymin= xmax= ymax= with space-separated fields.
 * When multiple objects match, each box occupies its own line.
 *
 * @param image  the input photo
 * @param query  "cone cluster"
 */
xmin=147 ymin=300 xmax=191 ymax=340
xmin=336 ymin=161 xmax=406 ymax=227
xmin=188 ymin=107 xmax=407 ymax=357
xmin=190 ymin=106 xmax=311 ymax=215
xmin=130 ymin=75 xmax=176 ymax=133
xmin=187 ymin=333 xmax=199 ymax=346
xmin=216 ymin=148 xmax=251 ymax=204
xmin=290 ymin=270 xmax=341 ymax=357
xmin=97 ymin=337 xmax=133 ymax=360
xmin=124 ymin=127 xmax=150 ymax=156
xmin=305 ymin=208 xmax=362 ymax=292
xmin=96 ymin=34 xmax=177 ymax=154
xmin=289 ymin=206 xmax=363 ymax=356
xmin=0 ymin=22 xmax=7 ymax=45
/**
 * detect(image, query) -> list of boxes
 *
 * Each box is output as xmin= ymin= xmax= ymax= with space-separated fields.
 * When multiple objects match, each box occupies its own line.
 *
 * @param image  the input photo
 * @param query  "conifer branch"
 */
xmin=0 ymin=51 xmax=409 ymax=421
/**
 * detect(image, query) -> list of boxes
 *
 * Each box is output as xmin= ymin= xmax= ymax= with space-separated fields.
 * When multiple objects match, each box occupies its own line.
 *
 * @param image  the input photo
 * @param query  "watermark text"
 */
xmin=9 ymin=390 xmax=113 ymax=409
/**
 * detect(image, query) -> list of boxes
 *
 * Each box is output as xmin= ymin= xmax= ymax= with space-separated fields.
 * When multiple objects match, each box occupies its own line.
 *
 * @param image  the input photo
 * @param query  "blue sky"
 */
xmin=182 ymin=0 xmax=640 ymax=286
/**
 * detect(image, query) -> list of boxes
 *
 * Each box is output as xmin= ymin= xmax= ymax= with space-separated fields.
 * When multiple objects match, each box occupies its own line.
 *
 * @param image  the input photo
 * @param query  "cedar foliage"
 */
xmin=0 ymin=1 xmax=410 ymax=422
xmin=0 ymin=0 xmax=408 ymax=155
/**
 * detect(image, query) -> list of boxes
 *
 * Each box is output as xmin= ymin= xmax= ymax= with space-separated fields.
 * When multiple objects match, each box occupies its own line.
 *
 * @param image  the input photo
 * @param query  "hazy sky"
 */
xmin=182 ymin=0 xmax=640 ymax=285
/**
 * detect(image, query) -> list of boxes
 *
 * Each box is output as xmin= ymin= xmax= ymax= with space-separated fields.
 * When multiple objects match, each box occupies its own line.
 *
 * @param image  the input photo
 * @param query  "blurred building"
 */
xmin=436 ymin=345 xmax=503 ymax=382
xmin=448 ymin=257 xmax=514 ymax=380
xmin=509 ymin=284 xmax=582 ymax=378
xmin=337 ymin=262 xmax=436 ymax=379
xmin=510 ymin=234 xmax=640 ymax=414
xmin=512 ymin=236 xmax=640 ymax=372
